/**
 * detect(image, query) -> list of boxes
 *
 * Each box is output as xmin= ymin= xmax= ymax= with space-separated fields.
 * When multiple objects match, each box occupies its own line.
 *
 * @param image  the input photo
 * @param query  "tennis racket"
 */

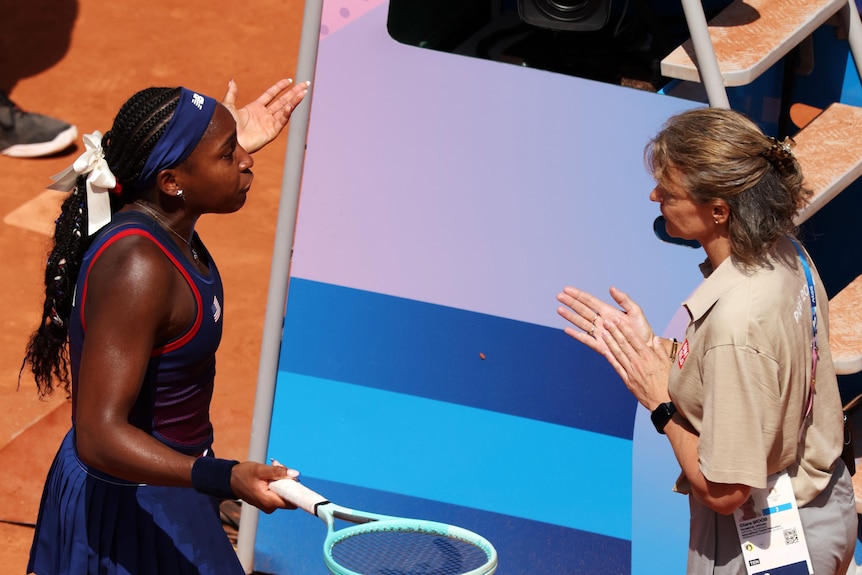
xmin=269 ymin=476 xmax=498 ymax=575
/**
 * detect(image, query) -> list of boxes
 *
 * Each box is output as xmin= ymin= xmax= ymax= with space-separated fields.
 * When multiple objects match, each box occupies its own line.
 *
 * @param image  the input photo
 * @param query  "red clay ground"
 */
xmin=0 ymin=0 xmax=306 ymax=571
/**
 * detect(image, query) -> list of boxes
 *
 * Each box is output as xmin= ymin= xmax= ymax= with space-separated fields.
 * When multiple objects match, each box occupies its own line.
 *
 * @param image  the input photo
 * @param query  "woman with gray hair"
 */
xmin=557 ymin=108 xmax=857 ymax=574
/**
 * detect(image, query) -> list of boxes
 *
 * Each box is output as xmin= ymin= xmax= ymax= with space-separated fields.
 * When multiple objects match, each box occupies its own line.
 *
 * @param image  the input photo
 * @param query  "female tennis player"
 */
xmin=22 ymin=79 xmax=307 ymax=575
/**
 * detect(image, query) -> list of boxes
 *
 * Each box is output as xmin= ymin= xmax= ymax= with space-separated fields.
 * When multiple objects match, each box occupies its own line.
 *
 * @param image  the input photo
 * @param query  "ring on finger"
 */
xmin=589 ymin=324 xmax=596 ymax=337
xmin=593 ymin=311 xmax=600 ymax=323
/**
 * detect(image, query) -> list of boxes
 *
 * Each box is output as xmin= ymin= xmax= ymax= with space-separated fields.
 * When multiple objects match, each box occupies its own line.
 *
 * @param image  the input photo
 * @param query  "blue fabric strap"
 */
xmin=788 ymin=235 xmax=818 ymax=438
xmin=136 ymin=87 xmax=217 ymax=189
xmin=788 ymin=236 xmax=818 ymax=343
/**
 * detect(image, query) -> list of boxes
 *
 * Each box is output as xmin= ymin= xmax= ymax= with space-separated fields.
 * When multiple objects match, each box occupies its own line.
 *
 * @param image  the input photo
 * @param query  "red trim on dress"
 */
xmin=79 ymin=228 xmax=203 ymax=357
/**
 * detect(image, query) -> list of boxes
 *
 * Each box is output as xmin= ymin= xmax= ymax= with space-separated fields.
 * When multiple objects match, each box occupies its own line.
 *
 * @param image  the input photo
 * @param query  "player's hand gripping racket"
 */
xmin=269 ymin=476 xmax=498 ymax=575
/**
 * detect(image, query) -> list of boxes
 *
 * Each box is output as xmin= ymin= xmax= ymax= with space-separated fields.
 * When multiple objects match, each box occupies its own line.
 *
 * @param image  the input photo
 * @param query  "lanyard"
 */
xmin=789 ymin=236 xmax=818 ymax=439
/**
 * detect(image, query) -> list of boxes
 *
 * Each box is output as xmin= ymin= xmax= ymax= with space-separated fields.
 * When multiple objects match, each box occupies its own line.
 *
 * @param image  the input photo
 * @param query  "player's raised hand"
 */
xmin=223 ymin=78 xmax=310 ymax=154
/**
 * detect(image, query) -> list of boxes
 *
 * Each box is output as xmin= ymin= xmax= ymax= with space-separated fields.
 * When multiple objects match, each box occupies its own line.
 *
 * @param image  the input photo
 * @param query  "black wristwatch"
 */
xmin=650 ymin=402 xmax=677 ymax=434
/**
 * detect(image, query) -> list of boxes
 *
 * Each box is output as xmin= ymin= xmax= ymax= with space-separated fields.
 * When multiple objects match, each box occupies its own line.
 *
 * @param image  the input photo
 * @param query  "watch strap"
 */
xmin=650 ymin=402 xmax=677 ymax=434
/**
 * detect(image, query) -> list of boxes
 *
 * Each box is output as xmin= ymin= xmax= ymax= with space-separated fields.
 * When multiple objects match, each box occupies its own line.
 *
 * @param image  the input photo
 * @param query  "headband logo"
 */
xmin=191 ymin=93 xmax=205 ymax=110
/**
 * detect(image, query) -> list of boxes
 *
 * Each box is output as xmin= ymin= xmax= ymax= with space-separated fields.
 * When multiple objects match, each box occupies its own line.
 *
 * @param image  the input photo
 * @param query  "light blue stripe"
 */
xmin=271 ymin=372 xmax=633 ymax=540
xmin=763 ymin=503 xmax=793 ymax=516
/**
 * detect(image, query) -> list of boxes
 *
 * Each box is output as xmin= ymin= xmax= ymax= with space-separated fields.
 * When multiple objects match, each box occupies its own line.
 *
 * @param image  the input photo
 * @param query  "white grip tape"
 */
xmin=269 ymin=478 xmax=328 ymax=517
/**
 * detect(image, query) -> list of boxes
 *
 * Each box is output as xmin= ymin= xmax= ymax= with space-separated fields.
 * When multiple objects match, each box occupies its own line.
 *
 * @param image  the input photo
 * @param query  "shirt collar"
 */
xmin=682 ymin=236 xmax=798 ymax=322
xmin=683 ymin=255 xmax=750 ymax=322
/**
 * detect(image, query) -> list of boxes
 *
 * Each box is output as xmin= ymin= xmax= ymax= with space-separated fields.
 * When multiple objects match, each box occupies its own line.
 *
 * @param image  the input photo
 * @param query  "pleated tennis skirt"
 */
xmin=28 ymin=429 xmax=244 ymax=575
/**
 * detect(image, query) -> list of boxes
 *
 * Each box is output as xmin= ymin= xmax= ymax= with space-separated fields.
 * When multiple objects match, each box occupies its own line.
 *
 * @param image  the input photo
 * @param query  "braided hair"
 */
xmin=23 ymin=87 xmax=182 ymax=397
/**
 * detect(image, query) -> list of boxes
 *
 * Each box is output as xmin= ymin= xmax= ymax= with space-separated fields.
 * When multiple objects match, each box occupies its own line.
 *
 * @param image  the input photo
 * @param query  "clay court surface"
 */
xmin=0 ymin=0 xmax=306 ymax=570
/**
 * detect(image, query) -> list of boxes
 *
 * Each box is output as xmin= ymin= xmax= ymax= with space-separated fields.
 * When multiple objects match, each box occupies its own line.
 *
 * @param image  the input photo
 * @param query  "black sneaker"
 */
xmin=0 ymin=91 xmax=77 ymax=158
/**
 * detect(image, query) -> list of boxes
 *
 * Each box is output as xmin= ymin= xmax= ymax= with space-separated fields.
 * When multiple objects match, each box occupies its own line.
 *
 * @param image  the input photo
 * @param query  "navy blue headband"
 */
xmin=136 ymin=87 xmax=217 ymax=188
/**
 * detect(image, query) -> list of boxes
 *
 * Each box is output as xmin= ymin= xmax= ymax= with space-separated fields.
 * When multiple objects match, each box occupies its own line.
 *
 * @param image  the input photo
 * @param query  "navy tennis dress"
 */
xmin=28 ymin=211 xmax=244 ymax=575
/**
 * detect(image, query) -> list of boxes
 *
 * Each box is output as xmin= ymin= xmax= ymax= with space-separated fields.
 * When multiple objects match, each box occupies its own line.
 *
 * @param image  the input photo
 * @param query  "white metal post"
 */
xmin=235 ymin=0 xmax=324 ymax=571
xmin=679 ymin=0 xmax=731 ymax=108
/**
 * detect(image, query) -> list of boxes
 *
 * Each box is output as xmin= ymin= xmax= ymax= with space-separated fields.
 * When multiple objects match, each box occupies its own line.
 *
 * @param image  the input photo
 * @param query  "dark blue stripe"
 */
xmin=280 ymin=279 xmax=636 ymax=440
xmin=254 ymin=477 xmax=631 ymax=575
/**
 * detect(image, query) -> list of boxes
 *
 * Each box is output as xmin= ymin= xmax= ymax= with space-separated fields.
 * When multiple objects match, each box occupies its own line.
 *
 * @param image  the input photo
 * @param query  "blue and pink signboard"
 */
xmin=254 ymin=1 xmax=709 ymax=573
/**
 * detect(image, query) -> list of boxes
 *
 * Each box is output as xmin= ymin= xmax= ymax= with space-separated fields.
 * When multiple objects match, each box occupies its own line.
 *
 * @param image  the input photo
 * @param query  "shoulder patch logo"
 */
xmin=211 ymin=295 xmax=222 ymax=323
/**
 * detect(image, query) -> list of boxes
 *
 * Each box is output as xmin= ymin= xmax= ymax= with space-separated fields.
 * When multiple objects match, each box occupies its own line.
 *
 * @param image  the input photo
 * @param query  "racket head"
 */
xmin=321 ymin=513 xmax=498 ymax=575
xmin=269 ymin=477 xmax=497 ymax=575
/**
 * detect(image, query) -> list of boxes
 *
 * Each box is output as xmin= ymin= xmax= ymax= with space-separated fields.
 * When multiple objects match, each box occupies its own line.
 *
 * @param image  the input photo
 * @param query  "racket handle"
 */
xmin=269 ymin=477 xmax=329 ymax=517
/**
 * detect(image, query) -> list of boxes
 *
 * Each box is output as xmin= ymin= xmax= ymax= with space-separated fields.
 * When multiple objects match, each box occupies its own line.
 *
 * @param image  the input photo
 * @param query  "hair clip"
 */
xmin=763 ymin=136 xmax=797 ymax=176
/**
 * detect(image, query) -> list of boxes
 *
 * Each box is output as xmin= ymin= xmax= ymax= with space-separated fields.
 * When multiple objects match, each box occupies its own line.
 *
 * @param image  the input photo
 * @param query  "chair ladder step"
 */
xmin=661 ymin=0 xmax=845 ymax=86
xmin=793 ymin=102 xmax=862 ymax=224
xmin=828 ymin=273 xmax=862 ymax=375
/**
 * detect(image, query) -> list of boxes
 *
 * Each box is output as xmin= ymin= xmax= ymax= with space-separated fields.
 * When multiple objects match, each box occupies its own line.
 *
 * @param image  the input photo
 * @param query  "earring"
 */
xmin=176 ymin=189 xmax=184 ymax=199
xmin=714 ymin=219 xmax=719 ymax=224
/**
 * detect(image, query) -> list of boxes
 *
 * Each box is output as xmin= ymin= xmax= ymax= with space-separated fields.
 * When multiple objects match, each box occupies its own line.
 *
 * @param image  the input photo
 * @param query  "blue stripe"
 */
xmin=255 ymin=477 xmax=631 ymax=575
xmin=281 ymin=278 xmax=636 ymax=440
xmin=763 ymin=503 xmax=793 ymax=515
xmin=270 ymin=374 xmax=632 ymax=540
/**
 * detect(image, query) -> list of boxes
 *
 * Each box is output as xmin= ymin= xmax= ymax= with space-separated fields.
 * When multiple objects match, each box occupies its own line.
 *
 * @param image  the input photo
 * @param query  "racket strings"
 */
xmin=330 ymin=529 xmax=490 ymax=575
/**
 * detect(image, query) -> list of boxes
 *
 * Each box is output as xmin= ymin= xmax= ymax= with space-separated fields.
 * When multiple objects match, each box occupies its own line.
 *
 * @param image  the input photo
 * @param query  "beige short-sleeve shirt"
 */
xmin=668 ymin=236 xmax=843 ymax=506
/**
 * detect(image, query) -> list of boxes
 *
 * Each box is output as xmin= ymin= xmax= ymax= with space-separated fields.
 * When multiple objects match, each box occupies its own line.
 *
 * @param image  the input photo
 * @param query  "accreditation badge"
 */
xmin=733 ymin=471 xmax=813 ymax=575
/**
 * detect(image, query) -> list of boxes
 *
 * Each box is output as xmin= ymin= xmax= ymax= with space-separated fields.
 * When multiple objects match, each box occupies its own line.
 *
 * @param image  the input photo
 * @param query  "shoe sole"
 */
xmin=1 ymin=125 xmax=78 ymax=158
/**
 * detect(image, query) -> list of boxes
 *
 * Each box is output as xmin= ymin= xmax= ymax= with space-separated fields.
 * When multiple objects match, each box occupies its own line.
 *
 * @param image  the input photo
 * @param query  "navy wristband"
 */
xmin=191 ymin=456 xmax=239 ymax=500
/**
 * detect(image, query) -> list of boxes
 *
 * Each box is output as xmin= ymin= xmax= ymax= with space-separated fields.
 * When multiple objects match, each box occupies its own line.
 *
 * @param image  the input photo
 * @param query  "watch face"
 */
xmin=651 ymin=402 xmax=676 ymax=434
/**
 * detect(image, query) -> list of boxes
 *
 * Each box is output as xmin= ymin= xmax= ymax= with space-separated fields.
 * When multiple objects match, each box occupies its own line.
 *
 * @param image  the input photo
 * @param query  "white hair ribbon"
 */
xmin=49 ymin=131 xmax=117 ymax=236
